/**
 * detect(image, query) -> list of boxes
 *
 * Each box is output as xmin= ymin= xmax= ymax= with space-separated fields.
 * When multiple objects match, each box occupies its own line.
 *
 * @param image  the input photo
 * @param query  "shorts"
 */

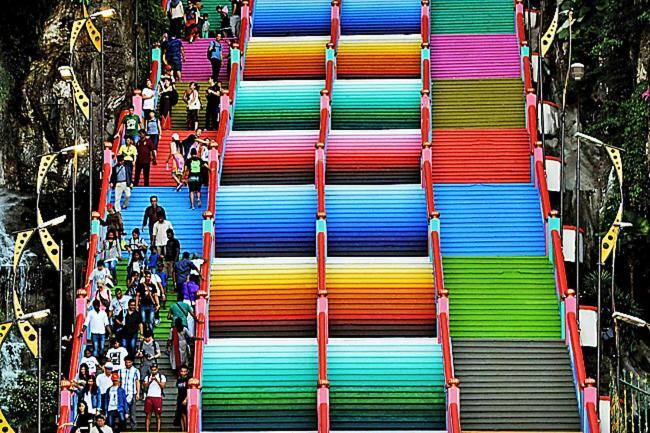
xmin=188 ymin=175 xmax=201 ymax=192
xmin=144 ymin=396 xmax=163 ymax=414
xmin=169 ymin=57 xmax=182 ymax=72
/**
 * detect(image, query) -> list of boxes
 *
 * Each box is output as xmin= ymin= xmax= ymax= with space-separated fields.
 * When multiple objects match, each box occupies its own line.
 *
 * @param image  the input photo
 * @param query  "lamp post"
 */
xmin=16 ymin=309 xmax=51 ymax=433
xmin=559 ymin=7 xmax=575 ymax=227
xmin=611 ymin=221 xmax=633 ymax=386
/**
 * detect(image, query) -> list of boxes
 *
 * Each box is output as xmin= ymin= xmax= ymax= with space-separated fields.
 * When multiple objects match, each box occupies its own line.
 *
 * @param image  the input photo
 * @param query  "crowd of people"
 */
xmin=63 ymin=2 xmax=243 ymax=432
xmin=67 ymin=196 xmax=206 ymax=433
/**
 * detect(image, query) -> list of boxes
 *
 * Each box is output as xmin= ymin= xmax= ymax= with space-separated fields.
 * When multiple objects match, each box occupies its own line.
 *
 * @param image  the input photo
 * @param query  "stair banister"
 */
xmin=421 ymin=0 xmax=430 ymax=44
xmin=325 ymin=43 xmax=336 ymax=95
xmin=515 ymin=0 xmax=526 ymax=46
xmin=422 ymin=43 xmax=431 ymax=94
xmin=330 ymin=0 xmax=341 ymax=49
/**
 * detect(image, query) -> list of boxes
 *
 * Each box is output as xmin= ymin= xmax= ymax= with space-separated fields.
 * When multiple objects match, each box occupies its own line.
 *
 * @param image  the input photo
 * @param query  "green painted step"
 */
xmin=170 ymin=81 xmax=212 ymax=130
xmin=443 ymin=257 xmax=562 ymax=339
xmin=331 ymin=79 xmax=421 ymax=130
xmin=234 ymin=80 xmax=323 ymax=130
xmin=432 ymin=78 xmax=525 ymax=129
xmin=431 ymin=0 xmax=515 ymax=34
xmin=193 ymin=0 xmax=231 ymax=35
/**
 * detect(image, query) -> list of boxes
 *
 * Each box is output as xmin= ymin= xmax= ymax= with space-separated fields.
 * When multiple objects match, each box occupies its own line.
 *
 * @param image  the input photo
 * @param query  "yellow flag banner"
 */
xmin=70 ymin=18 xmax=86 ymax=54
xmin=541 ymin=7 xmax=559 ymax=57
xmin=85 ymin=18 xmax=102 ymax=52
xmin=0 ymin=322 xmax=15 ymax=433
xmin=12 ymin=229 xmax=35 ymax=273
xmin=12 ymin=290 xmax=39 ymax=358
xmin=36 ymin=153 xmax=56 ymax=193
xmin=36 ymin=209 xmax=61 ymax=270
xmin=71 ymin=69 xmax=91 ymax=120
xmin=600 ymin=145 xmax=624 ymax=263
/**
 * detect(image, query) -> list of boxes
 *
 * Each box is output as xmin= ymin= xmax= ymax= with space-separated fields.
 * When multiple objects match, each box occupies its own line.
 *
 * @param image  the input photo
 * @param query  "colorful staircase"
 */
xmin=429 ymin=0 xmax=583 ymax=431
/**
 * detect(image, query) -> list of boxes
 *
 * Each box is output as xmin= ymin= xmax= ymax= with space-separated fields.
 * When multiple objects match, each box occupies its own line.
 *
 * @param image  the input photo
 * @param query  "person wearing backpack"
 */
xmin=207 ymin=34 xmax=223 ymax=80
xmin=184 ymin=148 xmax=206 ymax=210
xmin=136 ymin=330 xmax=161 ymax=380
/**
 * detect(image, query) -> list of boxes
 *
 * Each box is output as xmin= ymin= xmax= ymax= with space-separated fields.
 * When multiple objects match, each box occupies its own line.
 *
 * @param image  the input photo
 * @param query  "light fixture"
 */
xmin=613 ymin=311 xmax=648 ymax=328
xmin=570 ymin=62 xmax=585 ymax=81
xmin=38 ymin=215 xmax=67 ymax=230
xmin=18 ymin=309 xmax=51 ymax=322
xmin=60 ymin=142 xmax=89 ymax=154
xmin=58 ymin=66 xmax=74 ymax=82
xmin=615 ymin=222 xmax=633 ymax=229
xmin=90 ymin=8 xmax=116 ymax=19
xmin=574 ymin=131 xmax=605 ymax=146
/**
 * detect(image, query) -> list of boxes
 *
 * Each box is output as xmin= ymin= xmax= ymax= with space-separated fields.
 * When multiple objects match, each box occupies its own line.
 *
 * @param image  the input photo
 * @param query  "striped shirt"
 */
xmin=120 ymin=366 xmax=140 ymax=401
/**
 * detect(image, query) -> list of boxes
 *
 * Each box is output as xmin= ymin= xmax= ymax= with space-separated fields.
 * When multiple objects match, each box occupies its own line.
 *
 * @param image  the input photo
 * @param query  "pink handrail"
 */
xmin=534 ymin=160 xmax=551 ymax=218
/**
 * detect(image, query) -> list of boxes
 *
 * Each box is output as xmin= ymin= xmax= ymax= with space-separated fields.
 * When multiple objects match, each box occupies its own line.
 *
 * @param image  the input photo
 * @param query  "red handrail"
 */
xmin=551 ymin=230 xmax=569 ymax=298
xmin=421 ymin=0 xmax=431 ymax=44
xmin=586 ymin=402 xmax=599 ymax=433
xmin=330 ymin=1 xmax=341 ymax=48
xmin=567 ymin=311 xmax=587 ymax=386
xmin=534 ymin=160 xmax=551 ymax=218
xmin=421 ymin=95 xmax=431 ymax=144
xmin=318 ymin=91 xmax=330 ymax=145
xmin=515 ymin=0 xmax=526 ymax=46
xmin=431 ymin=231 xmax=444 ymax=297
xmin=325 ymin=58 xmax=335 ymax=96
xmin=449 ymin=402 xmax=461 ymax=433
xmin=422 ymin=57 xmax=431 ymax=93
xmin=316 ymin=147 xmax=326 ymax=216
xmin=522 ymin=55 xmax=532 ymax=90
xmin=439 ymin=312 xmax=453 ymax=380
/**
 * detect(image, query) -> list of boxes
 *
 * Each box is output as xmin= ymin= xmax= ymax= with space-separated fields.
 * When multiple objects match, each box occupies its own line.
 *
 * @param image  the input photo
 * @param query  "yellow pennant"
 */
xmin=70 ymin=69 xmax=91 ymax=120
xmin=36 ymin=153 xmax=56 ymax=194
xmin=12 ymin=290 xmax=39 ymax=358
xmin=36 ymin=209 xmax=61 ymax=270
xmin=600 ymin=145 xmax=624 ymax=263
xmin=13 ymin=229 xmax=35 ymax=273
xmin=0 ymin=322 xmax=15 ymax=433
xmin=85 ymin=18 xmax=102 ymax=52
xmin=541 ymin=7 xmax=559 ymax=57
xmin=70 ymin=18 xmax=86 ymax=54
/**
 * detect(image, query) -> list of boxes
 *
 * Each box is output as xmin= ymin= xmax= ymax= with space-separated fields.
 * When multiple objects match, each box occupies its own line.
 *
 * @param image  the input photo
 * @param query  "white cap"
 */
xmin=171 ymin=133 xmax=179 ymax=140
xmin=104 ymin=362 xmax=114 ymax=370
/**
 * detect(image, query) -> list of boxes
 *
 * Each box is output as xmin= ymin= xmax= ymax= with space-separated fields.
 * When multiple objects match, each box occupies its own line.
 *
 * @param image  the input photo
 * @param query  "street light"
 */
xmin=89 ymin=8 xmax=116 ymax=19
xmin=612 ymin=221 xmax=633 ymax=387
xmin=613 ymin=311 xmax=648 ymax=329
xmin=17 ymin=309 xmax=51 ymax=433
xmin=570 ymin=62 xmax=585 ymax=81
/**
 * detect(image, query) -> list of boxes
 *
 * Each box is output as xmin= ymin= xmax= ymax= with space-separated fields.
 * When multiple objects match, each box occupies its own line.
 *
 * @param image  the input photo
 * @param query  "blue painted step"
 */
xmin=114 ymin=186 xmax=208 ymax=256
xmin=253 ymin=0 xmax=331 ymax=37
xmin=434 ymin=183 xmax=546 ymax=256
xmin=341 ymin=0 xmax=421 ymax=35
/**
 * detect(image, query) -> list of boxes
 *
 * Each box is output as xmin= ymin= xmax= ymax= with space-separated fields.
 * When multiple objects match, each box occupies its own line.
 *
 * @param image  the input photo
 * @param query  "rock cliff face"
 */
xmin=1 ymin=0 xmax=138 ymax=193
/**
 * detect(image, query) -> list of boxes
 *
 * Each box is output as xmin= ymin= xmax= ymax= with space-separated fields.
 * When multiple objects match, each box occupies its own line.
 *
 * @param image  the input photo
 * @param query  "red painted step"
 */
xmin=139 ymin=129 xmax=219 ymax=187
xmin=431 ymin=128 xmax=531 ymax=183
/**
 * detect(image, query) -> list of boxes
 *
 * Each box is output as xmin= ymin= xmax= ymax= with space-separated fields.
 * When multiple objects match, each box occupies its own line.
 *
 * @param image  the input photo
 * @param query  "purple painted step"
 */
xmin=181 ymin=38 xmax=230 ymax=82
xmin=431 ymin=34 xmax=520 ymax=79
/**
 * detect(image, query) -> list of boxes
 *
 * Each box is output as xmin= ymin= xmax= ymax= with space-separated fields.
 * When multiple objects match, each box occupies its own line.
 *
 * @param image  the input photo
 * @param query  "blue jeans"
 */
xmin=91 ymin=333 xmax=105 ymax=358
xmin=121 ymin=334 xmax=138 ymax=357
xmin=107 ymin=409 xmax=125 ymax=433
xmin=141 ymin=305 xmax=155 ymax=331
xmin=105 ymin=259 xmax=118 ymax=283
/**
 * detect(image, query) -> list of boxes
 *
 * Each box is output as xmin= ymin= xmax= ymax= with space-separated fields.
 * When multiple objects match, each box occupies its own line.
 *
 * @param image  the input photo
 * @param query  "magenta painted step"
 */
xmin=431 ymin=34 xmax=520 ymax=79
xmin=181 ymin=38 xmax=230 ymax=82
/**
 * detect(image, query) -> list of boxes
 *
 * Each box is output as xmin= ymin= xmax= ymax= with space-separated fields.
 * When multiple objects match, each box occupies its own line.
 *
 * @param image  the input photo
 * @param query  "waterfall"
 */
xmin=0 ymin=191 xmax=36 ymax=399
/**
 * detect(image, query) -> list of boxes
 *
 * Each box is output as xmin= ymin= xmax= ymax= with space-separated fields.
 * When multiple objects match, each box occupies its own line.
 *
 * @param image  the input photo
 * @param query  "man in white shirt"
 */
xmin=109 ymin=289 xmax=131 ymax=323
xmin=96 ymin=363 xmax=115 ymax=398
xmin=89 ymin=260 xmax=113 ymax=289
xmin=80 ymin=347 xmax=100 ymax=376
xmin=120 ymin=356 xmax=141 ymax=430
xmin=141 ymin=79 xmax=155 ymax=119
xmin=89 ymin=414 xmax=113 ymax=433
xmin=106 ymin=339 xmax=129 ymax=371
xmin=81 ymin=300 xmax=111 ymax=358
xmin=144 ymin=364 xmax=166 ymax=433
xmin=151 ymin=215 xmax=174 ymax=255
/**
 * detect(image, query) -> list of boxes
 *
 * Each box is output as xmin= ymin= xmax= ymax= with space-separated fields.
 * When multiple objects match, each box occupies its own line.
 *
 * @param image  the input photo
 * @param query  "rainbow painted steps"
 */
xmin=221 ymin=131 xmax=319 ymax=185
xmin=328 ymin=338 xmax=445 ymax=430
xmin=338 ymin=35 xmax=421 ymax=78
xmin=341 ymin=0 xmax=420 ymax=35
xmin=245 ymin=36 xmax=329 ymax=79
xmin=208 ymin=257 xmax=435 ymax=337
xmin=430 ymin=0 xmax=515 ymax=34
xmin=234 ymin=80 xmax=323 ymax=130
xmin=332 ymin=79 xmax=421 ymax=129
xmin=219 ymin=130 xmax=422 ymax=185
xmin=431 ymin=129 xmax=531 ymax=184
xmin=443 ymin=257 xmax=561 ymax=339
xmin=434 ymin=183 xmax=546 ymax=256
xmin=431 ymin=78 xmax=525 ymax=129
xmin=201 ymin=338 xmax=445 ymax=431
xmin=253 ymin=0 xmax=331 ymax=37
xmin=214 ymin=185 xmax=429 ymax=257
xmin=430 ymin=34 xmax=520 ymax=79
xmin=327 ymin=130 xmax=421 ymax=184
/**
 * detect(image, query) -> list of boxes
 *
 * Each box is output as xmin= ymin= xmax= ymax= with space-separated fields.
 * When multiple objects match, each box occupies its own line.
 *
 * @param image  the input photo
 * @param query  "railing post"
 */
xmin=584 ymin=378 xmax=598 ymax=433
xmin=547 ymin=211 xmax=560 ymax=261
xmin=325 ymin=44 xmax=336 ymax=96
xmin=447 ymin=378 xmax=461 ymax=433
xmin=421 ymin=43 xmax=431 ymax=93
xmin=319 ymin=90 xmax=331 ymax=145
xmin=187 ymin=378 xmax=202 ymax=433
xmin=421 ymin=0 xmax=431 ymax=44
xmin=330 ymin=0 xmax=340 ymax=48
xmin=525 ymin=88 xmax=538 ymax=151
xmin=421 ymin=89 xmax=432 ymax=144
xmin=208 ymin=142 xmax=220 ymax=212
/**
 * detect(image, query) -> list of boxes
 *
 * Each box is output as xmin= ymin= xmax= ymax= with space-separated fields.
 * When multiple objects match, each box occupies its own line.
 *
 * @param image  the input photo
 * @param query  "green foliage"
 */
xmin=0 ymin=371 xmax=58 ymax=429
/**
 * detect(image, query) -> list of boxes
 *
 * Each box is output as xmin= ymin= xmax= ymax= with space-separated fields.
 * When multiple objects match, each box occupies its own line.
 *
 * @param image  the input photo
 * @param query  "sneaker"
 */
xmin=154 ymin=319 xmax=160 ymax=327
xmin=190 ymin=205 xmax=195 ymax=210
xmin=175 ymin=184 xmax=182 ymax=192
xmin=197 ymin=199 xmax=202 ymax=208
